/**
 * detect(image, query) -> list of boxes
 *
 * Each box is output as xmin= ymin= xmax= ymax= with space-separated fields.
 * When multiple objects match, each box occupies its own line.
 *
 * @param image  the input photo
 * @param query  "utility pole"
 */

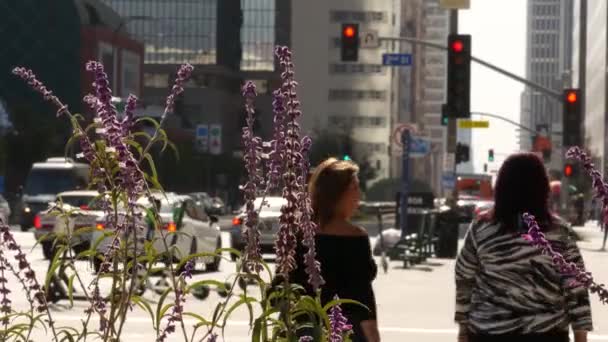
xmin=448 ymin=9 xmax=459 ymax=202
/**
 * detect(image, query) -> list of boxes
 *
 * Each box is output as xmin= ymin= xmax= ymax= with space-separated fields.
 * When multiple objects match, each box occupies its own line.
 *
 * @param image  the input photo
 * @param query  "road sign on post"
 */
xmin=195 ymin=124 xmax=209 ymax=153
xmin=400 ymin=129 xmax=411 ymax=236
xmin=360 ymin=30 xmax=380 ymax=48
xmin=440 ymin=0 xmax=471 ymax=9
xmin=209 ymin=124 xmax=222 ymax=155
xmin=458 ymin=120 xmax=489 ymax=128
xmin=382 ymin=53 xmax=412 ymax=66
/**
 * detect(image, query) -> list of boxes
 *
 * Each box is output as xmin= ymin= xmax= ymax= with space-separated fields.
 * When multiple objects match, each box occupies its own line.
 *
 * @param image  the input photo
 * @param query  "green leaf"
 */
xmin=64 ymin=133 xmax=83 ymax=161
xmin=143 ymin=153 xmax=158 ymax=181
xmin=136 ymin=117 xmax=161 ymax=130
xmin=132 ymin=296 xmax=156 ymax=330
xmin=166 ymin=141 xmax=180 ymax=160
xmin=175 ymin=252 xmax=219 ymax=272
xmin=322 ymin=298 xmax=368 ymax=313
xmin=45 ymin=245 xmax=68 ymax=292
xmin=182 ymin=312 xmax=215 ymax=328
xmin=155 ymin=287 xmax=172 ymax=335
xmin=67 ymin=274 xmax=76 ymax=307
xmin=222 ymin=295 xmax=257 ymax=334
xmin=187 ymin=279 xmax=226 ymax=293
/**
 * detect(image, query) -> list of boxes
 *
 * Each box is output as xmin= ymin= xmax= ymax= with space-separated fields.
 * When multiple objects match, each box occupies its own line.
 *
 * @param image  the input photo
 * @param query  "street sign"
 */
xmin=209 ymin=124 xmax=222 ymax=155
xmin=458 ymin=120 xmax=489 ymax=129
xmin=442 ymin=172 xmax=456 ymax=189
xmin=195 ymin=124 xmax=209 ymax=153
xmin=440 ymin=0 xmax=471 ymax=9
xmin=410 ymin=137 xmax=431 ymax=157
xmin=443 ymin=153 xmax=455 ymax=172
xmin=382 ymin=53 xmax=412 ymax=66
xmin=360 ymin=30 xmax=380 ymax=48
xmin=392 ymin=123 xmax=418 ymax=147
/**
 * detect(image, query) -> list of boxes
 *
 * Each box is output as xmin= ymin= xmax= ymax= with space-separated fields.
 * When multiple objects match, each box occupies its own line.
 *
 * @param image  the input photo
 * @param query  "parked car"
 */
xmin=0 ymin=195 xmax=11 ymax=224
xmin=207 ymin=197 xmax=226 ymax=216
xmin=20 ymin=157 xmax=89 ymax=231
xmin=91 ymin=193 xmax=221 ymax=273
xmin=230 ymin=197 xmax=287 ymax=261
xmin=34 ymin=190 xmax=104 ymax=260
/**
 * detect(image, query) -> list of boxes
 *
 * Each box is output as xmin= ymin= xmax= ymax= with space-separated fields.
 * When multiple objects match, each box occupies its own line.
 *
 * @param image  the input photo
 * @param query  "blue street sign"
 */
xmin=410 ymin=137 xmax=431 ymax=156
xmin=400 ymin=129 xmax=411 ymax=236
xmin=196 ymin=125 xmax=209 ymax=138
xmin=382 ymin=53 xmax=413 ymax=66
xmin=442 ymin=172 xmax=456 ymax=189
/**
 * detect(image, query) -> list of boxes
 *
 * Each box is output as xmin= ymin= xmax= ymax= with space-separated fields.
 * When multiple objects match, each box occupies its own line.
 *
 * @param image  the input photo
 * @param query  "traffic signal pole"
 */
xmin=448 ymin=9 xmax=459 ymax=203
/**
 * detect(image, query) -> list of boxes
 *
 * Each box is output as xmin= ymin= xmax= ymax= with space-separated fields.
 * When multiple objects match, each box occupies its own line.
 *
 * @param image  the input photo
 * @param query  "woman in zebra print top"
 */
xmin=455 ymin=153 xmax=592 ymax=342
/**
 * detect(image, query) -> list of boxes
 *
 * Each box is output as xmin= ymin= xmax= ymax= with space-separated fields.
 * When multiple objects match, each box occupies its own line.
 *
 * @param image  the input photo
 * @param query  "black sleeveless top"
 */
xmin=290 ymin=234 xmax=378 ymax=324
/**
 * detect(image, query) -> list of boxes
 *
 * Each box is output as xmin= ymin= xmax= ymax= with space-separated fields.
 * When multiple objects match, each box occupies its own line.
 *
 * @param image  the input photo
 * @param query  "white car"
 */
xmin=91 ymin=193 xmax=222 ymax=273
xmin=34 ymin=191 xmax=105 ymax=260
xmin=230 ymin=197 xmax=287 ymax=260
xmin=0 ymin=195 xmax=10 ymax=224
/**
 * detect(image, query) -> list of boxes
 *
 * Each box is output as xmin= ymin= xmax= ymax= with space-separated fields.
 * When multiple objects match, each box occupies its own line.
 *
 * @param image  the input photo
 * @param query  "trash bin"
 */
xmin=435 ymin=208 xmax=459 ymax=259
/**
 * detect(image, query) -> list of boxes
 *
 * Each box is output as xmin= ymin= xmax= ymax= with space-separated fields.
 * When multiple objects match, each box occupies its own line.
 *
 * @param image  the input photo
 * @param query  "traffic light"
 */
xmin=456 ymin=143 xmax=470 ymax=164
xmin=342 ymin=155 xmax=352 ymax=161
xmin=564 ymin=163 xmax=576 ymax=178
xmin=441 ymin=104 xmax=449 ymax=126
xmin=488 ymin=149 xmax=494 ymax=162
xmin=562 ymin=88 xmax=581 ymax=147
xmin=446 ymin=34 xmax=471 ymax=118
xmin=341 ymin=23 xmax=359 ymax=62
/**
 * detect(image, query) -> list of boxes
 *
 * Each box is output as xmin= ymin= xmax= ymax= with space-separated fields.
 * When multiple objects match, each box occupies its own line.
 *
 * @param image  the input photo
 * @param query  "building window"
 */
xmin=98 ymin=43 xmax=116 ymax=90
xmin=328 ymin=89 xmax=387 ymax=101
xmin=329 ymin=10 xmax=386 ymax=23
xmin=329 ymin=63 xmax=384 ymax=74
xmin=144 ymin=73 xmax=169 ymax=88
xmin=102 ymin=0 xmax=217 ymax=65
xmin=121 ymin=51 xmax=141 ymax=96
xmin=329 ymin=115 xmax=387 ymax=128
xmin=241 ymin=0 xmax=276 ymax=71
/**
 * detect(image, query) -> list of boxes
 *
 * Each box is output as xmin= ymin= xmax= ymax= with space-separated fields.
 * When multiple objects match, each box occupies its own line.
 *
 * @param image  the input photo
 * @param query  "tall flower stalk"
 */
xmin=274 ymin=46 xmax=304 ymax=275
xmin=328 ymin=297 xmax=353 ymax=342
xmin=241 ymin=82 xmax=264 ymax=273
xmin=522 ymin=213 xmax=608 ymax=303
xmin=566 ymin=147 xmax=608 ymax=224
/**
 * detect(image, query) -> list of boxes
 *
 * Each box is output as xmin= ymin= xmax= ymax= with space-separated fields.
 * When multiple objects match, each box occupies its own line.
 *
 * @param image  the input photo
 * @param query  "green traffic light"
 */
xmin=343 ymin=155 xmax=352 ymax=161
xmin=442 ymin=116 xmax=449 ymax=126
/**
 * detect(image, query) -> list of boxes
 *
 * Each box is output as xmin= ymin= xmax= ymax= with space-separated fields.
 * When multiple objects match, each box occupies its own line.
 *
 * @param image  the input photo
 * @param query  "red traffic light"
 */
xmin=566 ymin=91 xmax=578 ymax=103
xmin=564 ymin=164 xmax=573 ymax=177
xmin=343 ymin=26 xmax=356 ymax=38
xmin=451 ymin=40 xmax=464 ymax=53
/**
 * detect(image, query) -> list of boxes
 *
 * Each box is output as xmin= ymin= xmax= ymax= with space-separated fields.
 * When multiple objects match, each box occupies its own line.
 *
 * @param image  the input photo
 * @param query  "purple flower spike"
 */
xmin=122 ymin=94 xmax=138 ymax=135
xmin=240 ymin=81 xmax=264 ymax=273
xmin=164 ymin=63 xmax=194 ymax=120
xmin=522 ymin=213 xmax=608 ymax=303
xmin=180 ymin=259 xmax=194 ymax=279
xmin=299 ymin=336 xmax=313 ymax=342
xmin=298 ymin=136 xmax=324 ymax=291
xmin=566 ymin=147 xmax=608 ymax=225
xmin=328 ymin=296 xmax=353 ymax=342
xmin=274 ymin=46 xmax=304 ymax=275
xmin=12 ymin=67 xmax=69 ymax=116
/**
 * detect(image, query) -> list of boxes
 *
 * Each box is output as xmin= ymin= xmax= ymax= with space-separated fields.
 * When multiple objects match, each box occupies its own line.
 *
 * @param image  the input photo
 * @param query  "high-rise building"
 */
xmin=571 ymin=0 xmax=608 ymax=175
xmin=292 ymin=0 xmax=400 ymax=182
xmin=521 ymin=0 xmax=573 ymax=171
xmin=101 ymin=0 xmax=292 ymax=197
xmin=420 ymin=0 xmax=450 ymax=193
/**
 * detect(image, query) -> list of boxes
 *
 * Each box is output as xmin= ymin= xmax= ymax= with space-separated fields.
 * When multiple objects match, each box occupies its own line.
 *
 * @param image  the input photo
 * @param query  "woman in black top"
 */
xmin=289 ymin=157 xmax=380 ymax=342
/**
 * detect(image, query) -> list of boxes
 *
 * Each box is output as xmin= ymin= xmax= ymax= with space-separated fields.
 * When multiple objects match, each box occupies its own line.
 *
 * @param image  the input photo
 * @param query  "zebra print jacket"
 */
xmin=455 ymin=214 xmax=593 ymax=334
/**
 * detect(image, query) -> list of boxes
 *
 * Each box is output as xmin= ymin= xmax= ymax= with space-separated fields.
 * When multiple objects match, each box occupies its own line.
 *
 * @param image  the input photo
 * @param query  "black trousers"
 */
xmin=469 ymin=330 xmax=569 ymax=342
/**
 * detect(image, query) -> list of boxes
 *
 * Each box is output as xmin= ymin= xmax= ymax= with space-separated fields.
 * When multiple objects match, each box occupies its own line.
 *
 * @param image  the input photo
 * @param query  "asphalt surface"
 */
xmin=4 ymin=221 xmax=608 ymax=341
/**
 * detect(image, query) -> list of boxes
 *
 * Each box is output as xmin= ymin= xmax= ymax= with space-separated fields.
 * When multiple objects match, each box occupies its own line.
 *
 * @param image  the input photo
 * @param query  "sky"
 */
xmin=459 ymin=0 xmax=527 ymax=173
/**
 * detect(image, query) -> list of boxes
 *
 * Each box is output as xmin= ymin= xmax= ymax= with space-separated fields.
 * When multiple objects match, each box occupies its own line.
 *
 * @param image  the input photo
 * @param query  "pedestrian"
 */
xmin=284 ymin=157 xmax=380 ymax=342
xmin=454 ymin=153 xmax=592 ymax=342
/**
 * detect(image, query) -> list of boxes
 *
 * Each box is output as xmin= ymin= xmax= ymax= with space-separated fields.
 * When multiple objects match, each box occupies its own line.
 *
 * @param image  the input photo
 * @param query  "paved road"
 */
xmin=5 ymin=222 xmax=608 ymax=341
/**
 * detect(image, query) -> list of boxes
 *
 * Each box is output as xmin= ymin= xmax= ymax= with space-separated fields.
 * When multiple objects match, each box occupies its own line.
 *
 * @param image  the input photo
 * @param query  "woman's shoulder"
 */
xmin=319 ymin=222 xmax=368 ymax=237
